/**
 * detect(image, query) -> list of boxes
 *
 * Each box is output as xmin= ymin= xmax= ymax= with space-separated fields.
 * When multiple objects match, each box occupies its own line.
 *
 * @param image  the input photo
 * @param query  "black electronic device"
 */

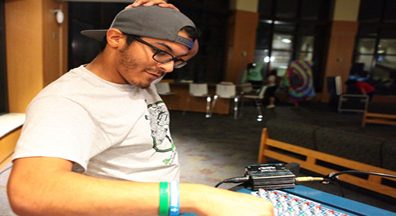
xmin=244 ymin=163 xmax=296 ymax=190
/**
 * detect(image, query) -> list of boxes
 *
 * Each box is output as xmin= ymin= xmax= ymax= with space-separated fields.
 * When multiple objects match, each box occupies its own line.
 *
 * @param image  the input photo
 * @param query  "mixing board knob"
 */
xmin=282 ymin=203 xmax=288 ymax=211
xmin=287 ymin=209 xmax=296 ymax=216
xmin=268 ymin=192 xmax=276 ymax=199
xmin=293 ymin=206 xmax=299 ymax=214
xmin=258 ymin=188 xmax=265 ymax=197
xmin=300 ymin=202 xmax=308 ymax=210
xmin=325 ymin=210 xmax=335 ymax=216
xmin=312 ymin=206 xmax=322 ymax=215
xmin=289 ymin=198 xmax=297 ymax=206
xmin=275 ymin=205 xmax=282 ymax=214
xmin=278 ymin=195 xmax=286 ymax=202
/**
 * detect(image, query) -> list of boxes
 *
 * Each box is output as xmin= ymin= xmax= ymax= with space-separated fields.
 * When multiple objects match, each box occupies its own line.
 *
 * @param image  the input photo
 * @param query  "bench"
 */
xmin=362 ymin=95 xmax=396 ymax=127
xmin=258 ymin=119 xmax=396 ymax=198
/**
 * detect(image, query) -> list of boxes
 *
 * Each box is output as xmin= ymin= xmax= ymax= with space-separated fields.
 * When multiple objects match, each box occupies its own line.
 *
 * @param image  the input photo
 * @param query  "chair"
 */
xmin=155 ymin=82 xmax=176 ymax=107
xmin=183 ymin=83 xmax=212 ymax=118
xmin=240 ymin=85 xmax=268 ymax=121
xmin=239 ymin=83 xmax=255 ymax=95
xmin=210 ymin=83 xmax=239 ymax=119
xmin=338 ymin=94 xmax=369 ymax=113
xmin=327 ymin=76 xmax=369 ymax=113
xmin=155 ymin=82 xmax=175 ymax=95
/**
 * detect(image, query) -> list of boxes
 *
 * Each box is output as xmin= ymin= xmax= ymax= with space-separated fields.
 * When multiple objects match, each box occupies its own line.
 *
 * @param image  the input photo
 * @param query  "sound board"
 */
xmin=182 ymin=185 xmax=396 ymax=216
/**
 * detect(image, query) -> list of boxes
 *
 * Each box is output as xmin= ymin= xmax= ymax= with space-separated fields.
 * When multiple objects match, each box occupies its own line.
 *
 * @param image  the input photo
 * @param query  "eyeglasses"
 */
xmin=134 ymin=37 xmax=187 ymax=69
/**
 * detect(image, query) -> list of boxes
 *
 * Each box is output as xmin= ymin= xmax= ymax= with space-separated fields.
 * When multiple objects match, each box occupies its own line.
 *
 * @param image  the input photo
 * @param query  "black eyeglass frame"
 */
xmin=133 ymin=36 xmax=187 ymax=69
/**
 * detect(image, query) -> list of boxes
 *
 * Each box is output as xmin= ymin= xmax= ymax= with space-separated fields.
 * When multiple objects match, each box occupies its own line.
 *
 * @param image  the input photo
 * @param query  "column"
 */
xmin=321 ymin=0 xmax=360 ymax=102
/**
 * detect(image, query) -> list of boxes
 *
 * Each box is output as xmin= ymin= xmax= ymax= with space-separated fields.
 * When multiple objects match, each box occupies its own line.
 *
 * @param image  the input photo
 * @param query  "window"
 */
xmin=271 ymin=32 xmax=294 ymax=69
xmin=256 ymin=0 xmax=332 ymax=92
xmin=354 ymin=0 xmax=396 ymax=95
xmin=275 ymin=0 xmax=297 ymax=19
xmin=355 ymin=38 xmax=376 ymax=72
xmin=297 ymin=35 xmax=314 ymax=61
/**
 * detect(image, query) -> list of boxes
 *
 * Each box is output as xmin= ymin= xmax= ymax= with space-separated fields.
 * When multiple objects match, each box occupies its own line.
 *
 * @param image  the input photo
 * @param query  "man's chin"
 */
xmin=140 ymin=84 xmax=151 ymax=89
xmin=127 ymin=80 xmax=151 ymax=89
xmin=137 ymin=81 xmax=152 ymax=89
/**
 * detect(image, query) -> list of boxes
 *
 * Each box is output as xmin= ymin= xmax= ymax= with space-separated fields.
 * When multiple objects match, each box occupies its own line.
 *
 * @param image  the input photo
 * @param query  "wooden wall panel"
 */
xmin=5 ymin=0 xmax=44 ymax=113
xmin=43 ymin=0 xmax=68 ymax=86
xmin=321 ymin=21 xmax=358 ymax=102
xmin=224 ymin=10 xmax=259 ymax=84
xmin=5 ymin=0 xmax=68 ymax=112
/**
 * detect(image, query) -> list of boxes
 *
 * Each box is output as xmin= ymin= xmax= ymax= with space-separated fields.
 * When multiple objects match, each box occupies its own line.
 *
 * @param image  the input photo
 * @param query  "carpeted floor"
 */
xmin=1 ymin=102 xmax=395 ymax=215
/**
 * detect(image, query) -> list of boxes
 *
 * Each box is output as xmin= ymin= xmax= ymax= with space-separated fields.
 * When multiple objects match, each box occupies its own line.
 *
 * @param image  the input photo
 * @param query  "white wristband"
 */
xmin=169 ymin=182 xmax=180 ymax=216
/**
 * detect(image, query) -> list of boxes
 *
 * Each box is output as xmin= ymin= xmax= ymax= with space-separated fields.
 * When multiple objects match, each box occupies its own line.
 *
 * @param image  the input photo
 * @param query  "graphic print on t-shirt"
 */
xmin=147 ymin=101 xmax=175 ymax=150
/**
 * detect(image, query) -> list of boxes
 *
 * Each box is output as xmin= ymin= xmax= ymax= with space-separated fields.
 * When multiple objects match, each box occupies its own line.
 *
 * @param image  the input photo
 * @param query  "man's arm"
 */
xmin=8 ymin=157 xmax=161 ymax=216
xmin=8 ymin=157 xmax=273 ymax=216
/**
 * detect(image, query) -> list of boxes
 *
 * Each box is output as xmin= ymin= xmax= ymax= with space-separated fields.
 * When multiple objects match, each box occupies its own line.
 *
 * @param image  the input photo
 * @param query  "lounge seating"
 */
xmin=258 ymin=119 xmax=396 ymax=198
xmin=362 ymin=95 xmax=396 ymax=127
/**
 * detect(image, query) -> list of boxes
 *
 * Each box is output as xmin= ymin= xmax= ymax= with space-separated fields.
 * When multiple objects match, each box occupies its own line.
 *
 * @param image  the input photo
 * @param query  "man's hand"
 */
xmin=180 ymin=184 xmax=274 ymax=216
xmin=126 ymin=0 xmax=179 ymax=11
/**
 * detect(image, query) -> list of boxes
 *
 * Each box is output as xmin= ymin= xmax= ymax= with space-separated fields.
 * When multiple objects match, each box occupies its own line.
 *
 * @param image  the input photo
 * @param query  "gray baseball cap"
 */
xmin=81 ymin=6 xmax=196 ymax=49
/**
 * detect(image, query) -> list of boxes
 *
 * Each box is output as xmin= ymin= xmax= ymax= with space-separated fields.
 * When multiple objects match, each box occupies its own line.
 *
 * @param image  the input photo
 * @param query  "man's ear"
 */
xmin=106 ymin=28 xmax=124 ymax=48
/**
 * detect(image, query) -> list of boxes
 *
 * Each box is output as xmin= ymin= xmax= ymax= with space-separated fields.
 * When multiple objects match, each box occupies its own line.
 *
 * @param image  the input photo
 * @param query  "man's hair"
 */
xmin=247 ymin=63 xmax=256 ymax=70
xmin=100 ymin=26 xmax=200 ymax=52
xmin=181 ymin=26 xmax=201 ymax=42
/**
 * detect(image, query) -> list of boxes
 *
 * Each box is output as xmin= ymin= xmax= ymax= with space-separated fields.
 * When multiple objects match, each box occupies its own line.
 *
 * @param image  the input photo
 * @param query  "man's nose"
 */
xmin=157 ymin=61 xmax=175 ymax=73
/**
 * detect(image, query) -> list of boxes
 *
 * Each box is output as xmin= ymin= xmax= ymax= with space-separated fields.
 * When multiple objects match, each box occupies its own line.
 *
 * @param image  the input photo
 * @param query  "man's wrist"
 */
xmin=179 ymin=183 xmax=216 ymax=215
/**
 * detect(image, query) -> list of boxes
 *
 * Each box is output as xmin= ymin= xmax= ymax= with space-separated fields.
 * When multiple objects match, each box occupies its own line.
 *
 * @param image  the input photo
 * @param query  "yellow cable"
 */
xmin=295 ymin=176 xmax=324 ymax=182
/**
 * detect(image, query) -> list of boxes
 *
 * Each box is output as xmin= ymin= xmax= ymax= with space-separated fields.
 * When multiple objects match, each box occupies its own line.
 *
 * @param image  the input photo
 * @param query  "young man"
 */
xmin=7 ymin=5 xmax=273 ymax=216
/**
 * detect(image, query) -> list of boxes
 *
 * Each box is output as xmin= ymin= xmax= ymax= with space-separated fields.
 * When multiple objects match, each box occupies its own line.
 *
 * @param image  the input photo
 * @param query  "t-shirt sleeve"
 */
xmin=13 ymin=96 xmax=95 ymax=173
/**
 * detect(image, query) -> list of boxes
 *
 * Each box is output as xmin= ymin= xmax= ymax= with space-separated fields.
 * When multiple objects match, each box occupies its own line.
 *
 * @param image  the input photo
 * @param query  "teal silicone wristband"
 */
xmin=159 ymin=182 xmax=170 ymax=216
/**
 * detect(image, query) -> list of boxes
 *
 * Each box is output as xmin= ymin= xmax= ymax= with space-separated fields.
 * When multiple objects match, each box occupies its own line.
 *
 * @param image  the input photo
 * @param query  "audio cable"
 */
xmin=295 ymin=176 xmax=324 ymax=182
xmin=323 ymin=170 xmax=396 ymax=183
xmin=214 ymin=168 xmax=396 ymax=189
xmin=215 ymin=176 xmax=249 ymax=188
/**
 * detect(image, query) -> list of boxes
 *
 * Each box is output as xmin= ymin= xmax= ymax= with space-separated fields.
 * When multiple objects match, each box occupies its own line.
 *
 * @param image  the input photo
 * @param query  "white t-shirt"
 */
xmin=13 ymin=65 xmax=180 ymax=182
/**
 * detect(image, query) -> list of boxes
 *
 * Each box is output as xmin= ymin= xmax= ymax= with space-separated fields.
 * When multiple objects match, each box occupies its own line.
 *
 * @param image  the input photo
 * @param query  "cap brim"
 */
xmin=81 ymin=30 xmax=108 ymax=41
